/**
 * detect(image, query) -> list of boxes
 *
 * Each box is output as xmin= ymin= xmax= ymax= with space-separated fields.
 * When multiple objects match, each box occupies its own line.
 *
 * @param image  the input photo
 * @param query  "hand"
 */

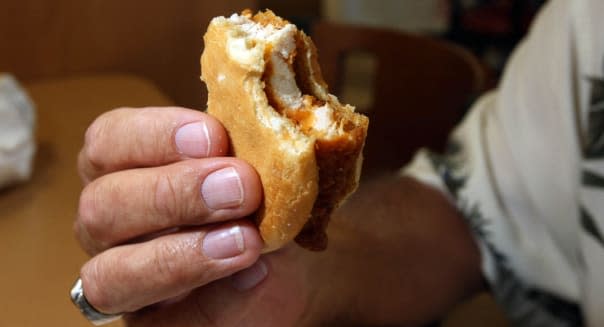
xmin=73 ymin=107 xmax=325 ymax=326
xmin=74 ymin=106 xmax=484 ymax=327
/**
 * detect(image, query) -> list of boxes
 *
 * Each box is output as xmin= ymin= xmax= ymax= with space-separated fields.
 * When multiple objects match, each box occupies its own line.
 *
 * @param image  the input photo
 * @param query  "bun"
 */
xmin=201 ymin=10 xmax=368 ymax=251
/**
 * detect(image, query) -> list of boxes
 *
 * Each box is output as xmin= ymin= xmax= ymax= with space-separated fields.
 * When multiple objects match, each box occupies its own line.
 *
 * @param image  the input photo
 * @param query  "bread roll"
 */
xmin=201 ymin=10 xmax=368 ymax=251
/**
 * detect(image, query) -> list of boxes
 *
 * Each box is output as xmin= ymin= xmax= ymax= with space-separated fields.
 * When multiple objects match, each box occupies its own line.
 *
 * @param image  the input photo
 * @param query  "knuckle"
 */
xmin=77 ymin=184 xmax=97 ymax=237
xmin=80 ymin=259 xmax=113 ymax=313
xmin=77 ymin=183 xmax=109 ymax=248
xmin=83 ymin=116 xmax=109 ymax=173
xmin=152 ymin=239 xmax=191 ymax=286
xmin=153 ymin=174 xmax=178 ymax=217
xmin=131 ymin=109 xmax=168 ymax=161
xmin=153 ymin=173 xmax=187 ymax=223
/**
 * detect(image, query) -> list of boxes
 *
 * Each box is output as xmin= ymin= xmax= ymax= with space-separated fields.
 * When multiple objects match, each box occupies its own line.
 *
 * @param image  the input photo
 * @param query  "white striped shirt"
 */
xmin=405 ymin=1 xmax=604 ymax=325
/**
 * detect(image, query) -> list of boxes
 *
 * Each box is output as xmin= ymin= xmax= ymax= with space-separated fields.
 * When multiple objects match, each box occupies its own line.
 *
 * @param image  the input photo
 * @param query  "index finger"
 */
xmin=78 ymin=107 xmax=229 ymax=183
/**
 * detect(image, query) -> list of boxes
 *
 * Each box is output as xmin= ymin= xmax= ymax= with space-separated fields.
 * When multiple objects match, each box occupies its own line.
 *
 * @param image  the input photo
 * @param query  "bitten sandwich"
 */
xmin=201 ymin=10 xmax=369 ymax=251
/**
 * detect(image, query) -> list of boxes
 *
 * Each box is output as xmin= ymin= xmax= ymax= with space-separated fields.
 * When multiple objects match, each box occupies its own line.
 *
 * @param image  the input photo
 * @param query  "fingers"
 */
xmin=124 ymin=260 xmax=272 ymax=327
xmin=139 ymin=268 xmax=268 ymax=326
xmin=75 ymin=158 xmax=262 ymax=255
xmin=80 ymin=220 xmax=264 ymax=314
xmin=124 ymin=246 xmax=308 ymax=327
xmin=78 ymin=107 xmax=228 ymax=183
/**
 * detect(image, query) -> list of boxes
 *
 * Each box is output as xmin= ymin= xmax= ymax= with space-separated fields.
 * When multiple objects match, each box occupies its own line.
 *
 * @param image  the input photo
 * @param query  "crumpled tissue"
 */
xmin=0 ymin=74 xmax=36 ymax=189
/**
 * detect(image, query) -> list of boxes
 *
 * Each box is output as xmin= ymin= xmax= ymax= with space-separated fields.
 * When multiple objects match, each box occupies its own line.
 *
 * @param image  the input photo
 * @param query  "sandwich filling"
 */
xmin=222 ymin=10 xmax=367 ymax=250
xmin=225 ymin=11 xmax=346 ymax=140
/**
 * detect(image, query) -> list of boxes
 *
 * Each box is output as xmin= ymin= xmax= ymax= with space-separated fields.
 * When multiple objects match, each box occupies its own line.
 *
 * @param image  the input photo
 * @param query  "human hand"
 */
xmin=73 ymin=107 xmax=484 ymax=327
xmin=73 ymin=107 xmax=326 ymax=326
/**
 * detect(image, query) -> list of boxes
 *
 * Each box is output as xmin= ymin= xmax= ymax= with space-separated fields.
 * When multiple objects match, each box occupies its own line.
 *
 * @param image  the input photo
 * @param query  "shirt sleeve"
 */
xmin=403 ymin=0 xmax=604 ymax=325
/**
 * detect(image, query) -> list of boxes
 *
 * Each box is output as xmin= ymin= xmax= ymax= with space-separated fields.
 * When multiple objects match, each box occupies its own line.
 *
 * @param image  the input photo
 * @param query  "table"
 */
xmin=0 ymin=74 xmax=173 ymax=327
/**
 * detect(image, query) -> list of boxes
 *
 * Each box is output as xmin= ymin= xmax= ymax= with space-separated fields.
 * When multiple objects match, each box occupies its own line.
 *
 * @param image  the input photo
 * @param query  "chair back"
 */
xmin=311 ymin=21 xmax=486 ymax=176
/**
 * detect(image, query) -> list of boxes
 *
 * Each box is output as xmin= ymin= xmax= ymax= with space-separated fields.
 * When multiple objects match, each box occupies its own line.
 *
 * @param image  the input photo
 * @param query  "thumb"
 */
xmin=124 ymin=253 xmax=308 ymax=327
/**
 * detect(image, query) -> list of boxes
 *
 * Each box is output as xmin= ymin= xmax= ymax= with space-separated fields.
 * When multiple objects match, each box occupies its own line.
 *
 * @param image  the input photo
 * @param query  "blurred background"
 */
xmin=0 ymin=0 xmax=546 ymax=326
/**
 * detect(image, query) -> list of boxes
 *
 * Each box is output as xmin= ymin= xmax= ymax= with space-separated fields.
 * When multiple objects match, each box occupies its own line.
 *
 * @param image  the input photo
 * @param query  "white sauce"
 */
xmin=218 ymin=14 xmax=343 ymax=152
xmin=312 ymin=103 xmax=339 ymax=138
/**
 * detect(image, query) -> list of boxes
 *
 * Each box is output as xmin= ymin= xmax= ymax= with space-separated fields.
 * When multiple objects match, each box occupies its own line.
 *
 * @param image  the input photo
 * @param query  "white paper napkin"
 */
xmin=0 ymin=74 xmax=36 ymax=189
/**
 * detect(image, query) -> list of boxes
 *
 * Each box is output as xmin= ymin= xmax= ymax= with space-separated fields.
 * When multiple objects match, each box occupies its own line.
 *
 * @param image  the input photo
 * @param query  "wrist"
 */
xmin=300 ymin=175 xmax=484 ymax=325
xmin=296 ymin=237 xmax=354 ymax=326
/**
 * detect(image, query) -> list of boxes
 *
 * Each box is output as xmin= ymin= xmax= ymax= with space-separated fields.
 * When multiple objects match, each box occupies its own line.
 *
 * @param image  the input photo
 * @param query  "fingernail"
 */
xmin=231 ymin=259 xmax=268 ymax=291
xmin=175 ymin=121 xmax=211 ymax=157
xmin=201 ymin=167 xmax=244 ymax=210
xmin=203 ymin=225 xmax=245 ymax=259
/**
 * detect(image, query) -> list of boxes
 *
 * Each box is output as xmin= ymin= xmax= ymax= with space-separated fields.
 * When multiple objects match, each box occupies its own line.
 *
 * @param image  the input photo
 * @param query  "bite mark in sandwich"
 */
xmin=201 ymin=10 xmax=368 ymax=251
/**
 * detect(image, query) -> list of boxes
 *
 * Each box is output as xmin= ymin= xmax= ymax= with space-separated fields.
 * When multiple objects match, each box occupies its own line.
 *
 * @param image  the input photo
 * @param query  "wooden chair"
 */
xmin=311 ymin=21 xmax=487 ymax=177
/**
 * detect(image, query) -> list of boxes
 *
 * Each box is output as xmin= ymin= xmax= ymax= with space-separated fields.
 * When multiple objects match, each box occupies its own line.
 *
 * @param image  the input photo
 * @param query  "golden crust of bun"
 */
xmin=289 ymin=28 xmax=368 ymax=250
xmin=201 ymin=10 xmax=368 ymax=252
xmin=201 ymin=18 xmax=319 ymax=252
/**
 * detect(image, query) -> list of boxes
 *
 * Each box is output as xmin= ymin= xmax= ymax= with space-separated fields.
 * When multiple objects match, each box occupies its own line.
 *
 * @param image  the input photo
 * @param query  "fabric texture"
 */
xmin=404 ymin=0 xmax=604 ymax=325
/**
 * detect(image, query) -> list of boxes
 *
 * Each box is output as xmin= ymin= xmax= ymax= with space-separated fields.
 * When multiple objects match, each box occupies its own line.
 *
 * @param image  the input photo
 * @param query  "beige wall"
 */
xmin=0 ymin=0 xmax=256 ymax=108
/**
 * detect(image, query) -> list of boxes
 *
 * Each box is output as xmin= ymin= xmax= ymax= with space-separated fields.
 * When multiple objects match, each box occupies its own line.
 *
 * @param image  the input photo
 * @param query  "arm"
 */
xmin=307 ymin=175 xmax=484 ymax=326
